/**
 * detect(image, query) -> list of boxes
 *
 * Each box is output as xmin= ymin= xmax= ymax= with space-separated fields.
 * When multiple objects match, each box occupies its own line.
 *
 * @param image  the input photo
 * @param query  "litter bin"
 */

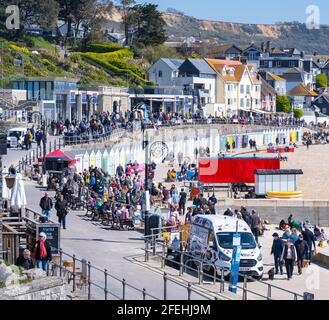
xmin=146 ymin=214 xmax=161 ymax=237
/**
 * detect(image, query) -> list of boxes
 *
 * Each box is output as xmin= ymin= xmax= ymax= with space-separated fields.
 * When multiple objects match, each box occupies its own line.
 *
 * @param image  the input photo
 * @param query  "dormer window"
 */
xmin=230 ymin=68 xmax=235 ymax=76
xmin=222 ymin=67 xmax=227 ymax=76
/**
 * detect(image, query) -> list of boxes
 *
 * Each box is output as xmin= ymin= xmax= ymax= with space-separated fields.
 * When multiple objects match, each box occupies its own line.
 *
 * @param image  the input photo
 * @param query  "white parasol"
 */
xmin=2 ymin=167 xmax=10 ymax=200
xmin=10 ymin=173 xmax=27 ymax=209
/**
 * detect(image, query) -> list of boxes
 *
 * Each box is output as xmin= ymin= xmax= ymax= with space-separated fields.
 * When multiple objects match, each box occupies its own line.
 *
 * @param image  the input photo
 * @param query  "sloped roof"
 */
xmin=268 ymin=73 xmax=285 ymax=81
xmin=205 ymin=59 xmax=242 ymax=82
xmin=283 ymin=67 xmax=304 ymax=74
xmin=188 ymin=59 xmax=216 ymax=75
xmin=288 ymin=84 xmax=318 ymax=97
xmin=161 ymin=58 xmax=184 ymax=70
xmin=205 ymin=58 xmax=260 ymax=84
xmin=261 ymin=78 xmax=276 ymax=97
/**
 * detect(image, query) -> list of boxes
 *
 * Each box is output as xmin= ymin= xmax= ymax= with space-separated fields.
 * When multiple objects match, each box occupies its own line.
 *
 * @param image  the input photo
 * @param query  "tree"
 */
xmin=2 ymin=0 xmax=59 ymax=38
xmin=316 ymin=73 xmax=328 ymax=89
xmin=128 ymin=4 xmax=167 ymax=48
xmin=117 ymin=0 xmax=136 ymax=45
xmin=276 ymin=95 xmax=292 ymax=113
xmin=294 ymin=109 xmax=304 ymax=119
xmin=56 ymin=0 xmax=112 ymax=42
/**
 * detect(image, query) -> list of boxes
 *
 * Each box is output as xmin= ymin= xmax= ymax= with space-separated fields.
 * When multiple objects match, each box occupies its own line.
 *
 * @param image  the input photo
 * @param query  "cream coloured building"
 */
xmin=205 ymin=59 xmax=262 ymax=117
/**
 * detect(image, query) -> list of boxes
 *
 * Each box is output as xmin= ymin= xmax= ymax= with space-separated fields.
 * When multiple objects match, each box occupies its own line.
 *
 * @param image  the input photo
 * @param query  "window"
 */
xmin=249 ymin=53 xmax=256 ymax=61
xmin=318 ymin=97 xmax=324 ymax=104
xmin=230 ymin=68 xmax=235 ymax=76
xmin=323 ymin=107 xmax=327 ymax=114
xmin=276 ymin=61 xmax=281 ymax=67
xmin=289 ymin=61 xmax=295 ymax=67
xmin=246 ymin=99 xmax=250 ymax=108
xmin=246 ymin=85 xmax=251 ymax=94
xmin=240 ymin=98 xmax=244 ymax=107
xmin=240 ymin=85 xmax=245 ymax=94
xmin=158 ymin=70 xmax=163 ymax=78
xmin=227 ymin=98 xmax=233 ymax=105
xmin=216 ymin=232 xmax=257 ymax=250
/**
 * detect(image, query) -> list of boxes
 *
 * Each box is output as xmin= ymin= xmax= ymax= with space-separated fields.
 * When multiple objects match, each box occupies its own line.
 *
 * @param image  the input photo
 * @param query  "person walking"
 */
xmin=33 ymin=232 xmax=52 ymax=273
xmin=55 ymin=195 xmax=68 ymax=229
xmin=179 ymin=188 xmax=187 ymax=215
xmin=251 ymin=210 xmax=261 ymax=244
xmin=271 ymin=233 xmax=284 ymax=275
xmin=280 ymin=239 xmax=297 ymax=280
xmin=295 ymin=234 xmax=309 ymax=275
xmin=39 ymin=192 xmax=53 ymax=217
xmin=302 ymin=226 xmax=316 ymax=265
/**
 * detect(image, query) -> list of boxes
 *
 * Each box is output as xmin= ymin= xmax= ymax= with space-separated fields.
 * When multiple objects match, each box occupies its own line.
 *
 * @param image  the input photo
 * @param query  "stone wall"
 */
xmin=216 ymin=199 xmax=329 ymax=227
xmin=0 ymin=277 xmax=66 ymax=300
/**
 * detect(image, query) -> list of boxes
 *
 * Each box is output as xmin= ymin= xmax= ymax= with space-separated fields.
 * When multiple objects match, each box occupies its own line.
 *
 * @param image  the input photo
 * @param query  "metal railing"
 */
xmin=144 ymin=229 xmax=305 ymax=301
xmin=48 ymin=249 xmax=216 ymax=300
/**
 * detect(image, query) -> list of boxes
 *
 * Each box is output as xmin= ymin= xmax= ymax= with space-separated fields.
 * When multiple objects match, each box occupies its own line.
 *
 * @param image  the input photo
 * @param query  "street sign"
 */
xmin=229 ymin=233 xmax=242 ymax=294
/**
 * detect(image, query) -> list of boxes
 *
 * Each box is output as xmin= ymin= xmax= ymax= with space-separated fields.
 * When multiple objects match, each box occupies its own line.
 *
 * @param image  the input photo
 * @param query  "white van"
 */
xmin=188 ymin=215 xmax=264 ymax=280
xmin=7 ymin=127 xmax=28 ymax=148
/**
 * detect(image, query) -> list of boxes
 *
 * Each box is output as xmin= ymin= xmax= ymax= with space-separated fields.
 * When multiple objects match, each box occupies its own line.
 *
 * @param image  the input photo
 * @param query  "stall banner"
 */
xmin=199 ymin=157 xmax=280 ymax=184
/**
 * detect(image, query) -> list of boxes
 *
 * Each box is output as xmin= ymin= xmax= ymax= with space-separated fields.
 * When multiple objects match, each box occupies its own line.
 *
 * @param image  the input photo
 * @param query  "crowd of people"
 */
xmin=271 ymin=214 xmax=328 ymax=280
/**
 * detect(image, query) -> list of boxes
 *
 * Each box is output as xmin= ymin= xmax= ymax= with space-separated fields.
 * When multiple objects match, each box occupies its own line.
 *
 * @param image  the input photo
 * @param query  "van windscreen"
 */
xmin=216 ymin=232 xmax=256 ymax=250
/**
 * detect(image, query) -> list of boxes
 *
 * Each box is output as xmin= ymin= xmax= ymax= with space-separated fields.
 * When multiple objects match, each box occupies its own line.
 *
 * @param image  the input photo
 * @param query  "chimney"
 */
xmin=314 ymin=51 xmax=318 ymax=57
xmin=261 ymin=42 xmax=265 ymax=53
xmin=266 ymin=41 xmax=271 ymax=53
xmin=301 ymin=51 xmax=305 ymax=59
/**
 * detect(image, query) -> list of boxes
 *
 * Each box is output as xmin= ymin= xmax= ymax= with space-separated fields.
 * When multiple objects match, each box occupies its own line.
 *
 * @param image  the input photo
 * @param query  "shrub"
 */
xmin=276 ymin=96 xmax=292 ymax=113
xmin=87 ymin=43 xmax=125 ymax=53
xmin=69 ymin=53 xmax=82 ymax=64
xmin=316 ymin=74 xmax=328 ymax=89
xmin=9 ymin=44 xmax=30 ymax=55
xmin=41 ymin=58 xmax=56 ymax=72
xmin=294 ymin=108 xmax=304 ymax=119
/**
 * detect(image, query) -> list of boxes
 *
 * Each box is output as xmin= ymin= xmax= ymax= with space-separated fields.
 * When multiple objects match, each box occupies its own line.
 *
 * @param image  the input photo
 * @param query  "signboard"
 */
xmin=82 ymin=92 xmax=88 ymax=104
xmin=75 ymin=155 xmax=83 ymax=174
xmin=70 ymin=92 xmax=76 ymax=104
xmin=92 ymin=94 xmax=97 ymax=104
xmin=229 ymin=233 xmax=241 ymax=294
xmin=37 ymin=224 xmax=60 ymax=255
xmin=10 ymin=136 xmax=18 ymax=149
xmin=142 ymin=191 xmax=151 ymax=211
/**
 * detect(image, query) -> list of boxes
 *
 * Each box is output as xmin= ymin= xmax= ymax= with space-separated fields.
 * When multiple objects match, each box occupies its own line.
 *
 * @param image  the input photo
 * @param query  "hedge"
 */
xmin=81 ymin=53 xmax=150 ymax=85
xmin=87 ymin=43 xmax=126 ymax=53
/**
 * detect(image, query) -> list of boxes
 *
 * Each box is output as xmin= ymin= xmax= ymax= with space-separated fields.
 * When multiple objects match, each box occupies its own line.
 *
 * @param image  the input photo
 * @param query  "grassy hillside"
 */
xmin=0 ymin=36 xmax=149 ymax=89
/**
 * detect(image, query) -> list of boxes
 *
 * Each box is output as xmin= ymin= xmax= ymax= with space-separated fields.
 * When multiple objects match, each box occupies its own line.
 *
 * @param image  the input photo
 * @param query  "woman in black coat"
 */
xmin=55 ymin=195 xmax=68 ymax=229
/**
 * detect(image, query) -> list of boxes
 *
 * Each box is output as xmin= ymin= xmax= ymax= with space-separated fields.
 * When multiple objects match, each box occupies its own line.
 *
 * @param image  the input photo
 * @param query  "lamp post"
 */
xmin=143 ymin=129 xmax=150 ymax=237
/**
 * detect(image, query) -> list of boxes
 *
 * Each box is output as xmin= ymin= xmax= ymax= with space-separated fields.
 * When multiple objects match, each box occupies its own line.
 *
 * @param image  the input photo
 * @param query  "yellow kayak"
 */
xmin=266 ymin=191 xmax=302 ymax=199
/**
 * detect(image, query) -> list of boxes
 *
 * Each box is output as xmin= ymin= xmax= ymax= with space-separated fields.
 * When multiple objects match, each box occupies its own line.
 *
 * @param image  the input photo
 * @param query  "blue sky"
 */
xmin=136 ymin=0 xmax=328 ymax=25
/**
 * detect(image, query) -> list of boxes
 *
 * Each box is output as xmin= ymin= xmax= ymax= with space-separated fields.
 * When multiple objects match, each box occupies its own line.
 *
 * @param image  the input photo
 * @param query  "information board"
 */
xmin=37 ymin=225 xmax=60 ymax=255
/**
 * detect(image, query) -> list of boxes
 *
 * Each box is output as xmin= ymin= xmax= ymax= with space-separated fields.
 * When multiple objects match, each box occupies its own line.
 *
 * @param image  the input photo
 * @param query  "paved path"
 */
xmin=21 ymin=176 xmax=329 ymax=300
